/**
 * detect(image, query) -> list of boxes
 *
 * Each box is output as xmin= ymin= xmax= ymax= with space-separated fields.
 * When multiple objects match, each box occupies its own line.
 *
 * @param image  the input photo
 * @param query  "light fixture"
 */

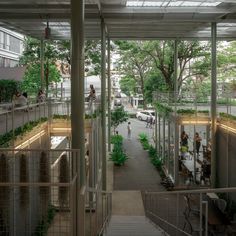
xmin=181 ymin=120 xmax=211 ymax=125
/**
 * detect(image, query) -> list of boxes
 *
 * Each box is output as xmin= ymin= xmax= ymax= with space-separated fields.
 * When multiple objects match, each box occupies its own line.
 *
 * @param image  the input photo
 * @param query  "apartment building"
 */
xmin=0 ymin=27 xmax=24 ymax=67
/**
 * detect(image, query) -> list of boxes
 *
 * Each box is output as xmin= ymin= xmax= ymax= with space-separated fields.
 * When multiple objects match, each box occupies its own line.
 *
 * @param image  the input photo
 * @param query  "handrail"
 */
xmin=145 ymin=187 xmax=236 ymax=195
xmin=144 ymin=187 xmax=236 ymax=236
xmin=146 ymin=211 xmax=191 ymax=236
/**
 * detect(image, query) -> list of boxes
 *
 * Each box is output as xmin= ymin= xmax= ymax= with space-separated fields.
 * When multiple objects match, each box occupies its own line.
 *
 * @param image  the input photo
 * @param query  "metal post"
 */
xmin=40 ymin=39 xmax=44 ymax=90
xmin=155 ymin=109 xmax=158 ymax=151
xmin=158 ymin=115 xmax=161 ymax=155
xmin=167 ymin=121 xmax=171 ymax=174
xmin=101 ymin=19 xmax=107 ymax=191
xmin=71 ymin=0 xmax=85 ymax=235
xmin=174 ymin=40 xmax=179 ymax=185
xmin=107 ymin=38 xmax=111 ymax=152
xmin=211 ymin=22 xmax=217 ymax=188
xmin=162 ymin=117 xmax=165 ymax=163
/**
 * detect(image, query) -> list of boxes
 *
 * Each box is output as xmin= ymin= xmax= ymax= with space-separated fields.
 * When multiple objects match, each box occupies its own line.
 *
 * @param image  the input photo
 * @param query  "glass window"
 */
xmin=0 ymin=32 xmax=4 ymax=49
xmin=9 ymin=35 xmax=21 ymax=53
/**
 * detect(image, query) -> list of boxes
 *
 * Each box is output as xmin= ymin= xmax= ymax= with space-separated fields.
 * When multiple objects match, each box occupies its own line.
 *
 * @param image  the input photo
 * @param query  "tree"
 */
xmin=142 ymin=40 xmax=211 ymax=92
xmin=144 ymin=71 xmax=167 ymax=103
xmin=119 ymin=76 xmax=136 ymax=96
xmin=21 ymin=63 xmax=60 ymax=96
xmin=115 ymin=41 xmax=152 ymax=108
xmin=111 ymin=107 xmax=129 ymax=133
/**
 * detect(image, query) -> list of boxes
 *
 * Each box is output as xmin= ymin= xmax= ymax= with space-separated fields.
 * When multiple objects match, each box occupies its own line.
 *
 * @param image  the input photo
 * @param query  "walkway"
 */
xmin=114 ymin=118 xmax=164 ymax=191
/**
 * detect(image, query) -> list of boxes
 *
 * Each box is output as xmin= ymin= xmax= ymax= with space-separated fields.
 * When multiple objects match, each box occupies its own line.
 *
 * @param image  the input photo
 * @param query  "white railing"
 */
xmin=0 ymin=148 xmax=79 ymax=235
xmin=0 ymin=98 xmax=101 ymax=136
xmin=144 ymin=187 xmax=236 ymax=236
xmin=0 ymin=148 xmax=111 ymax=236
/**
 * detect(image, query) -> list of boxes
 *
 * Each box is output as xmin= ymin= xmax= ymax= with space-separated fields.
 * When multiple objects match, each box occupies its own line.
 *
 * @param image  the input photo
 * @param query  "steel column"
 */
xmin=101 ymin=19 xmax=107 ymax=191
xmin=107 ymin=38 xmax=111 ymax=152
xmin=71 ymin=0 xmax=85 ymax=235
xmin=155 ymin=109 xmax=158 ymax=151
xmin=40 ymin=39 xmax=44 ymax=90
xmin=211 ymin=22 xmax=217 ymax=188
xmin=174 ymin=40 xmax=179 ymax=185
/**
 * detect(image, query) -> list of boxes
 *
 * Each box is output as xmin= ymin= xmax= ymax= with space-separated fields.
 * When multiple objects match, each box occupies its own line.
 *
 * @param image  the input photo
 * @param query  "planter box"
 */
xmin=12 ymin=122 xmax=48 ymax=148
xmin=219 ymin=117 xmax=236 ymax=130
xmin=50 ymin=118 xmax=92 ymax=135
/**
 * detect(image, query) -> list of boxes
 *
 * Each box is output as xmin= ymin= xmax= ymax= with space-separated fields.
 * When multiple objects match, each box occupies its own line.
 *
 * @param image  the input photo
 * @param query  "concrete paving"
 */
xmin=112 ymin=191 xmax=145 ymax=216
xmin=114 ymin=118 xmax=165 ymax=191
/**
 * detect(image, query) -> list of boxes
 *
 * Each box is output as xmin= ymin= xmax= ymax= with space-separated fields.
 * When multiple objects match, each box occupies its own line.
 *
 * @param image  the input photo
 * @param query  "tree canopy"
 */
xmin=115 ymin=40 xmax=211 ymax=104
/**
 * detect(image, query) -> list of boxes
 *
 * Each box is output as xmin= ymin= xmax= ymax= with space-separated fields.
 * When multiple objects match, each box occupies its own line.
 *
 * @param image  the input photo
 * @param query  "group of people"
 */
xmin=12 ymin=89 xmax=46 ymax=108
xmin=180 ymin=130 xmax=202 ymax=155
xmin=146 ymin=116 xmax=154 ymax=128
xmin=13 ymin=91 xmax=28 ymax=107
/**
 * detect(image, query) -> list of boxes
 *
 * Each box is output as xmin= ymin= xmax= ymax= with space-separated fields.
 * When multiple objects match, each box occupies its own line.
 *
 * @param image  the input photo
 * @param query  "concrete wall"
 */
xmin=216 ymin=127 xmax=236 ymax=200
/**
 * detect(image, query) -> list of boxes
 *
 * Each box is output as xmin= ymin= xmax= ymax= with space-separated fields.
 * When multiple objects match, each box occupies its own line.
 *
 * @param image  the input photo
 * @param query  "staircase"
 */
xmin=104 ymin=215 xmax=166 ymax=236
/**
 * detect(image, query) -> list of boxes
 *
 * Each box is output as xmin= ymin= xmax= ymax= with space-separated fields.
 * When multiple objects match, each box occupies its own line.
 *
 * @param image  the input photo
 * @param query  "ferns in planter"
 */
xmin=110 ymin=147 xmax=128 ymax=166
xmin=110 ymin=135 xmax=128 ymax=165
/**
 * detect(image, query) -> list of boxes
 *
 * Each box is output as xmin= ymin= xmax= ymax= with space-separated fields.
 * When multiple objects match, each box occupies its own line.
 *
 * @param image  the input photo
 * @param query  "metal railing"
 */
xmin=0 ymin=148 xmax=79 ymax=236
xmin=85 ymin=187 xmax=112 ymax=236
xmin=144 ymin=187 xmax=236 ymax=236
xmin=0 ymin=98 xmax=101 ymax=136
xmin=0 ymin=148 xmax=112 ymax=236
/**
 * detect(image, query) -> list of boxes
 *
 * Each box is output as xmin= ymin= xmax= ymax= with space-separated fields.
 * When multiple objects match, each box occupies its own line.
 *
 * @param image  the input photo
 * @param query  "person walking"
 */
xmin=127 ymin=122 xmax=131 ymax=139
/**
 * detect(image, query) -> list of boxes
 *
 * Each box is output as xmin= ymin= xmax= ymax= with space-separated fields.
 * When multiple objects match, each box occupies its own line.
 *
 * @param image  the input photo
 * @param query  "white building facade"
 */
xmin=0 ymin=27 xmax=24 ymax=67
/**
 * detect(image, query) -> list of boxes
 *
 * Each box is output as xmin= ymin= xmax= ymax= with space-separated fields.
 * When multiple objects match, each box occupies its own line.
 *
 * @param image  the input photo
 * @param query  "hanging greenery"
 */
xmin=155 ymin=102 xmax=173 ymax=117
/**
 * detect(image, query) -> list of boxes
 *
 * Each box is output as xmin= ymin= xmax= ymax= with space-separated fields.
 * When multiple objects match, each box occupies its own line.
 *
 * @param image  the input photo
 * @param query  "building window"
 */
xmin=0 ymin=32 xmax=4 ymax=49
xmin=9 ymin=35 xmax=21 ymax=53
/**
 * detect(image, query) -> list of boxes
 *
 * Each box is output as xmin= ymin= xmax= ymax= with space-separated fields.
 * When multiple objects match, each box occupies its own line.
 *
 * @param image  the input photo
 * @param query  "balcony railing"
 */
xmin=144 ymin=188 xmax=236 ymax=236
xmin=0 ymin=148 xmax=111 ymax=236
xmin=0 ymin=98 xmax=101 ymax=136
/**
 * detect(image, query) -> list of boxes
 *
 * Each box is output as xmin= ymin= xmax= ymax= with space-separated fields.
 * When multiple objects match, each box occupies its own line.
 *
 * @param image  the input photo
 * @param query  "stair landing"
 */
xmin=104 ymin=215 xmax=166 ymax=236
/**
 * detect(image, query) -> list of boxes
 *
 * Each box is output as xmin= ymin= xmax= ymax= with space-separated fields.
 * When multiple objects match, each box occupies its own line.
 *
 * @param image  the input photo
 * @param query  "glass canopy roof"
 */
xmin=126 ymin=1 xmax=222 ymax=7
xmin=0 ymin=0 xmax=235 ymax=40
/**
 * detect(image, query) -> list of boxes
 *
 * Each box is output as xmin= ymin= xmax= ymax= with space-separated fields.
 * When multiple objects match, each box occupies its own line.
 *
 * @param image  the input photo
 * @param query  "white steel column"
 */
xmin=71 ymin=0 xmax=85 ymax=235
xmin=101 ymin=19 xmax=107 ymax=191
xmin=211 ymin=22 xmax=217 ymax=188
xmin=107 ymin=38 xmax=111 ymax=152
xmin=40 ymin=39 xmax=44 ymax=90
xmin=174 ymin=40 xmax=179 ymax=185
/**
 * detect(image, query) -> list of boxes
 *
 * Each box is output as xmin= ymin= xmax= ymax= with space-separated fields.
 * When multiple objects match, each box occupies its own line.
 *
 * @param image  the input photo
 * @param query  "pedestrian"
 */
xmin=146 ymin=117 xmax=149 ymax=128
xmin=194 ymin=132 xmax=202 ymax=155
xmin=149 ymin=116 xmax=153 ymax=128
xmin=127 ymin=122 xmax=131 ymax=139
xmin=180 ymin=131 xmax=189 ymax=147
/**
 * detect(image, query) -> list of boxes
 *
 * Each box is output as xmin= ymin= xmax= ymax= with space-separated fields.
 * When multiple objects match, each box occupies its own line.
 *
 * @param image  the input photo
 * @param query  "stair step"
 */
xmin=104 ymin=216 xmax=166 ymax=236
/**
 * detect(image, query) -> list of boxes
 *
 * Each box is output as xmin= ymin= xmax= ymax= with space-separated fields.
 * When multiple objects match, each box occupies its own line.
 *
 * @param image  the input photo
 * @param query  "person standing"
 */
xmin=180 ymin=131 xmax=189 ymax=147
xmin=194 ymin=132 xmax=202 ymax=155
xmin=127 ymin=122 xmax=131 ymax=139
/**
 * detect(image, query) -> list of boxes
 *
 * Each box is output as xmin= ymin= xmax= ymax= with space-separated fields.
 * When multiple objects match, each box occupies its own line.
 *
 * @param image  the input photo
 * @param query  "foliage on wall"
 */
xmin=0 ymin=79 xmax=20 ymax=102
xmin=0 ymin=118 xmax=47 ymax=147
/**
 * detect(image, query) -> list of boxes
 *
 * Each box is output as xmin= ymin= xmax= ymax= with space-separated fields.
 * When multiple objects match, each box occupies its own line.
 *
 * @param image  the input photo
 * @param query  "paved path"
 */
xmin=114 ymin=118 xmax=165 ymax=191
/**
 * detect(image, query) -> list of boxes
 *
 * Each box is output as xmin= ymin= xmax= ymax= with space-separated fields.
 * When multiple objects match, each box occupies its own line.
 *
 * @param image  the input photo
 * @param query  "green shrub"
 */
xmin=111 ymin=135 xmax=123 ymax=146
xmin=110 ymin=135 xmax=128 ymax=166
xmin=138 ymin=133 xmax=148 ymax=142
xmin=148 ymin=145 xmax=157 ymax=158
xmin=110 ymin=146 xmax=128 ymax=166
xmin=0 ymin=118 xmax=47 ymax=147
